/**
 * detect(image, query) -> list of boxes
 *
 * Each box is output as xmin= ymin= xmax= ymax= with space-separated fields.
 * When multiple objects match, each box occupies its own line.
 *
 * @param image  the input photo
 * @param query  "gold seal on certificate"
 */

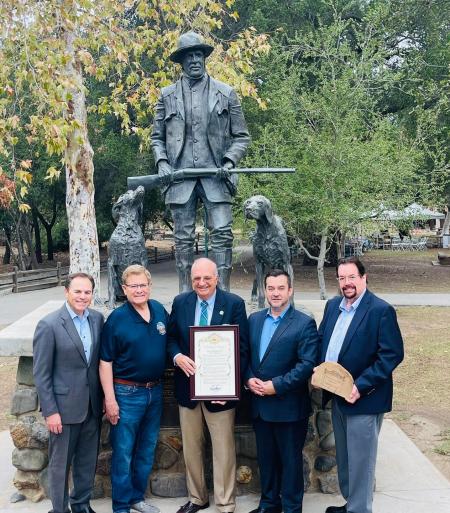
xmin=189 ymin=325 xmax=240 ymax=401
xmin=311 ymin=362 xmax=354 ymax=400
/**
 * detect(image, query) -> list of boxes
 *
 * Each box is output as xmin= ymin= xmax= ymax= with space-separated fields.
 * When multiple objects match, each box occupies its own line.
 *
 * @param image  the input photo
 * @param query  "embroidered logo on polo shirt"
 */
xmin=156 ymin=322 xmax=166 ymax=335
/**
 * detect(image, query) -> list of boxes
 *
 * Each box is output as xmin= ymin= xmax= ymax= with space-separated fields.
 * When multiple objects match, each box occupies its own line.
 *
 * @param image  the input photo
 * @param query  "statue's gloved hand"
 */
xmin=218 ymin=161 xmax=237 ymax=196
xmin=158 ymin=160 xmax=173 ymax=186
xmin=216 ymin=160 xmax=234 ymax=181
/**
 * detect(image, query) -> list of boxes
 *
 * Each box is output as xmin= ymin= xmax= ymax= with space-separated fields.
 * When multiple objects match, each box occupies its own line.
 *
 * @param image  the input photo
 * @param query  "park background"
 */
xmin=0 ymin=0 xmax=449 ymax=493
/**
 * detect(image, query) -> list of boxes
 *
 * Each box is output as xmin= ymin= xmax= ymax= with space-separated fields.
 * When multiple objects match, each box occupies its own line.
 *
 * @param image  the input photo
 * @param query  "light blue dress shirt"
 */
xmin=194 ymin=291 xmax=216 ymax=326
xmin=325 ymin=289 xmax=366 ymax=362
xmin=259 ymin=305 xmax=290 ymax=361
xmin=65 ymin=302 xmax=92 ymax=363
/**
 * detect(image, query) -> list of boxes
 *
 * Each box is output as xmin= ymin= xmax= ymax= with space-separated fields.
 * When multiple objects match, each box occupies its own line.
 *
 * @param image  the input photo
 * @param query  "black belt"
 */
xmin=113 ymin=378 xmax=161 ymax=388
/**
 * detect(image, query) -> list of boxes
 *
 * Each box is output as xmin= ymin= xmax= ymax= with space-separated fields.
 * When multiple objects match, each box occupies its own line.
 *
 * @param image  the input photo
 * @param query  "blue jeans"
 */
xmin=110 ymin=383 xmax=163 ymax=513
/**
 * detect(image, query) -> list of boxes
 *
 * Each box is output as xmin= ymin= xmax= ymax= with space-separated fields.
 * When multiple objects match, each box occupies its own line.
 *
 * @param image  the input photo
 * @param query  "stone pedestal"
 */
xmin=0 ymin=299 xmax=338 ymax=503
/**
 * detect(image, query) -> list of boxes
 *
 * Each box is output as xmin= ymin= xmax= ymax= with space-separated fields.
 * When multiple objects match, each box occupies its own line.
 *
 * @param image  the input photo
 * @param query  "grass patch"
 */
xmin=394 ymin=307 xmax=450 ymax=411
xmin=434 ymin=436 xmax=450 ymax=456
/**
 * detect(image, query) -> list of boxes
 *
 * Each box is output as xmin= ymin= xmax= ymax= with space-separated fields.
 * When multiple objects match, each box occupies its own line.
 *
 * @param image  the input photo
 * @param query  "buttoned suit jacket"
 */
xmin=167 ymin=287 xmax=249 ymax=412
xmin=318 ymin=289 xmax=404 ymax=415
xmin=151 ymin=75 xmax=250 ymax=205
xmin=33 ymin=305 xmax=104 ymax=424
xmin=246 ymin=306 xmax=319 ymax=422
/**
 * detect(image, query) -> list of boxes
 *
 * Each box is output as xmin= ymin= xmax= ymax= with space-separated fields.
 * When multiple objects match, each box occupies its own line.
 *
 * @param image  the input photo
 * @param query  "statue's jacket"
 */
xmin=151 ymin=75 xmax=250 ymax=204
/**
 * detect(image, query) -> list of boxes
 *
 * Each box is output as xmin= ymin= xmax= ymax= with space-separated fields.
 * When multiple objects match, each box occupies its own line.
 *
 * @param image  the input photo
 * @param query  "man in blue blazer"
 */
xmin=246 ymin=269 xmax=319 ymax=513
xmin=167 ymin=258 xmax=249 ymax=513
xmin=316 ymin=257 xmax=404 ymax=513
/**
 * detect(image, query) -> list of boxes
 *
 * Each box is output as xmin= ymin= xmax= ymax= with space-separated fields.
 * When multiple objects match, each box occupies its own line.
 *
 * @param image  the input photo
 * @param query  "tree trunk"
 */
xmin=64 ymin=28 xmax=100 ymax=295
xmin=317 ymin=232 xmax=328 ymax=300
xmin=31 ymin=207 xmax=43 ymax=263
xmin=20 ymin=215 xmax=39 ymax=269
xmin=14 ymin=216 xmax=26 ymax=271
xmin=1 ymin=223 xmax=12 ymax=265
xmin=295 ymin=233 xmax=329 ymax=299
xmin=35 ymin=187 xmax=58 ymax=261
xmin=336 ymin=231 xmax=345 ymax=260
xmin=443 ymin=205 xmax=450 ymax=235
xmin=46 ymin=224 xmax=55 ymax=261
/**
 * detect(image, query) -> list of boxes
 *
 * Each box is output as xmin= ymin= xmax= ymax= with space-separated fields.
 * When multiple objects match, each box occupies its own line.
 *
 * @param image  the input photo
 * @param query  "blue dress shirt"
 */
xmin=65 ymin=302 xmax=92 ymax=363
xmin=325 ymin=289 xmax=367 ymax=362
xmin=194 ymin=291 xmax=216 ymax=326
xmin=259 ymin=305 xmax=290 ymax=361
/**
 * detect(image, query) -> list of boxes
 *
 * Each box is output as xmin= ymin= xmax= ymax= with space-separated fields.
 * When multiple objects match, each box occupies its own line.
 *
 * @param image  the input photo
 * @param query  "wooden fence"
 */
xmin=0 ymin=262 xmax=70 ymax=293
xmin=0 ymin=245 xmax=180 ymax=294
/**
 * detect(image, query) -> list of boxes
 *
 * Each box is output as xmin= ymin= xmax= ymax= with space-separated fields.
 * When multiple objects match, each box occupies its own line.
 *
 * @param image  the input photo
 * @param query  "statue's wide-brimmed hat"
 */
xmin=170 ymin=32 xmax=214 ymax=63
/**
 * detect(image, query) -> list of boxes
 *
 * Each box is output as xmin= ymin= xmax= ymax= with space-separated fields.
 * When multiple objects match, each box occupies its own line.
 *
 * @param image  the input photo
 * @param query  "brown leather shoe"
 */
xmin=176 ymin=502 xmax=210 ymax=513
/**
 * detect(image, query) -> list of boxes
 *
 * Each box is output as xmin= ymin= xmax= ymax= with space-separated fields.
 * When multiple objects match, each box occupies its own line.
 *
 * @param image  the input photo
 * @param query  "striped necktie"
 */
xmin=200 ymin=300 xmax=209 ymax=326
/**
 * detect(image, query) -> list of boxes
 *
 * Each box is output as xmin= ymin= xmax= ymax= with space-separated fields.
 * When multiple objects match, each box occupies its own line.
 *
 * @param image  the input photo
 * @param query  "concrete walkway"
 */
xmin=1 ymin=420 xmax=449 ymax=513
xmin=1 ymin=259 xmax=450 ymax=328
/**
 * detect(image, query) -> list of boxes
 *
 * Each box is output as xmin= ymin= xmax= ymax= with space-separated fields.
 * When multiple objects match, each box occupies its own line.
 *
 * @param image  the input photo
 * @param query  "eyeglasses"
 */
xmin=124 ymin=283 xmax=150 ymax=290
xmin=336 ymin=275 xmax=360 ymax=283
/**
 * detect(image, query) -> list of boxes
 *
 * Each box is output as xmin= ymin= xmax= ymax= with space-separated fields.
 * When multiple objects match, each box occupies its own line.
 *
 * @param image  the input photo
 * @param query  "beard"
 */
xmin=342 ymin=285 xmax=357 ymax=298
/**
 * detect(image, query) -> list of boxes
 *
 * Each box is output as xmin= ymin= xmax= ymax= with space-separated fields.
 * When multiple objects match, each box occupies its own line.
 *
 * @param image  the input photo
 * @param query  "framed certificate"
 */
xmin=189 ymin=325 xmax=240 ymax=401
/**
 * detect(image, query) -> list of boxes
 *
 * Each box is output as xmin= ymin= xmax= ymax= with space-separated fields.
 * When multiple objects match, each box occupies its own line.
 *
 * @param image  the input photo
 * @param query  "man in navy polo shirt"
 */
xmin=100 ymin=265 xmax=168 ymax=513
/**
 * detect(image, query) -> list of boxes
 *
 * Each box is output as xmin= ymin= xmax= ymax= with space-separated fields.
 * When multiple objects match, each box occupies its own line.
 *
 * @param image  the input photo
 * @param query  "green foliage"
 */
xmin=239 ymin=2 xmax=422 ymax=251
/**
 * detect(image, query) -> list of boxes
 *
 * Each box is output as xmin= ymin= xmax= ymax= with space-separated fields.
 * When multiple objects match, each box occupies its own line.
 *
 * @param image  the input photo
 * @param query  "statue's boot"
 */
xmin=175 ymin=250 xmax=194 ymax=293
xmin=211 ymin=249 xmax=232 ymax=291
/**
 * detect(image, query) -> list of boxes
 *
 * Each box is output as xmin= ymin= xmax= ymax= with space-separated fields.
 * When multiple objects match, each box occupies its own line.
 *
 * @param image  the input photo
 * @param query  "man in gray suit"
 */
xmin=151 ymin=31 xmax=250 ymax=292
xmin=33 ymin=273 xmax=104 ymax=513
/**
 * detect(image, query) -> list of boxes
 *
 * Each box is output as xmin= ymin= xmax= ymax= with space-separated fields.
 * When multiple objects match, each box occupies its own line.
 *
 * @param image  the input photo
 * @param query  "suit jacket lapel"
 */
xmin=252 ymin=310 xmax=267 ymax=365
xmin=338 ymin=291 xmax=372 ymax=360
xmin=87 ymin=310 xmax=98 ymax=367
xmin=210 ymin=288 xmax=226 ymax=325
xmin=322 ymin=305 xmax=341 ymax=361
xmin=60 ymin=305 xmax=88 ymax=365
xmin=175 ymin=79 xmax=185 ymax=120
xmin=186 ymin=292 xmax=197 ymax=328
xmin=260 ymin=306 xmax=294 ymax=366
xmin=207 ymin=77 xmax=219 ymax=122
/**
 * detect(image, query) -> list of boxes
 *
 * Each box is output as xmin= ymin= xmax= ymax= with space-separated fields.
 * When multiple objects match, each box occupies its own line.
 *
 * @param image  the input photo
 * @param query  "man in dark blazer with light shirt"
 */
xmin=246 ymin=269 xmax=319 ymax=513
xmin=167 ymin=257 xmax=249 ymax=513
xmin=316 ymin=256 xmax=404 ymax=513
xmin=33 ymin=273 xmax=104 ymax=513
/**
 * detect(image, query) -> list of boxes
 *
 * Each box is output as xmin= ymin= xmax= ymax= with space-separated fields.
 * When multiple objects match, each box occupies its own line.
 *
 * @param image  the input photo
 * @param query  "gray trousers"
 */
xmin=48 ymin=407 xmax=100 ymax=513
xmin=170 ymin=181 xmax=233 ymax=254
xmin=332 ymin=400 xmax=383 ymax=513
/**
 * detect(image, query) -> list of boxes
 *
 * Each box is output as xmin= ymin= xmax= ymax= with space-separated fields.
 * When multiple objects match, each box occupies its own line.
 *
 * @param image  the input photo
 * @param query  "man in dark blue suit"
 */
xmin=167 ymin=258 xmax=249 ymax=513
xmin=316 ymin=257 xmax=404 ymax=513
xmin=246 ymin=269 xmax=319 ymax=513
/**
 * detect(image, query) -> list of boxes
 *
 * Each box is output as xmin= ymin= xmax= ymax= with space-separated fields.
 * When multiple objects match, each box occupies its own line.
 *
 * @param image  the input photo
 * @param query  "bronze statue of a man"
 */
xmin=151 ymin=31 xmax=250 ymax=292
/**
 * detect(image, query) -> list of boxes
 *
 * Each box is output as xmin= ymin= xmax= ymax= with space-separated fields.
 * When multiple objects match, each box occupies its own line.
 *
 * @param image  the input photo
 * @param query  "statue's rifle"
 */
xmin=127 ymin=167 xmax=295 ymax=191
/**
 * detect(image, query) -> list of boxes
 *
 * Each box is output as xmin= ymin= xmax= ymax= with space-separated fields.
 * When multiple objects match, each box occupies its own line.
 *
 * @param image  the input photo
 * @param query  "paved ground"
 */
xmin=0 ymin=420 xmax=449 ymax=513
xmin=1 ymin=259 xmax=450 ymax=328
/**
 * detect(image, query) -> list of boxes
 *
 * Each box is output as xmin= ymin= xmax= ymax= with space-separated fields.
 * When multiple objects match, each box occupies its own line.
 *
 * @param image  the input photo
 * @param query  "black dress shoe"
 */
xmin=71 ymin=506 xmax=96 ymax=513
xmin=248 ymin=508 xmax=282 ymax=513
xmin=325 ymin=505 xmax=347 ymax=513
xmin=176 ymin=501 xmax=210 ymax=513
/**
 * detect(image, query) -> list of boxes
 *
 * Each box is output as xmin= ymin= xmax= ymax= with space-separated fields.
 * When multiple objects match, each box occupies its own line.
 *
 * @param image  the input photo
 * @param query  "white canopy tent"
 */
xmin=371 ymin=203 xmax=445 ymax=221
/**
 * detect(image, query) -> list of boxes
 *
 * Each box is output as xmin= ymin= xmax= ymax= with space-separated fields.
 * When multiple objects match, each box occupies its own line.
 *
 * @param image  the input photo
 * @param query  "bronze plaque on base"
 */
xmin=311 ymin=362 xmax=354 ymax=400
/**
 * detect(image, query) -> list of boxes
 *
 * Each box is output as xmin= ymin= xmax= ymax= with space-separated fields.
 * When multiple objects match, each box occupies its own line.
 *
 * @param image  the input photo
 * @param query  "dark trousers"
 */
xmin=253 ymin=417 xmax=308 ymax=513
xmin=48 ymin=406 xmax=100 ymax=513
